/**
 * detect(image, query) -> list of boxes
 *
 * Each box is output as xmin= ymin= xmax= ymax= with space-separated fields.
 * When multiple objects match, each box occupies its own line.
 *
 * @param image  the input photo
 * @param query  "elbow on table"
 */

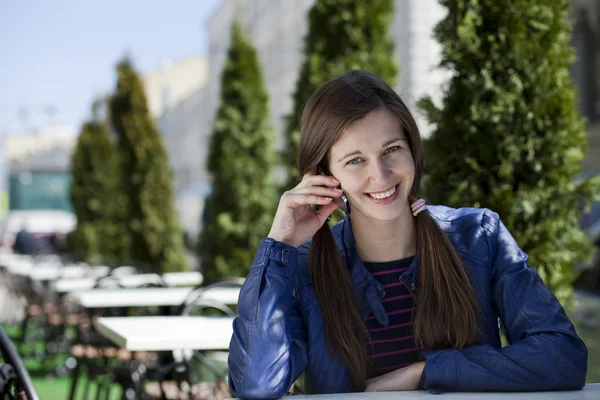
xmin=545 ymin=339 xmax=588 ymax=391
xmin=563 ymin=354 xmax=588 ymax=391
xmin=549 ymin=363 xmax=587 ymax=391
xmin=228 ymin=373 xmax=291 ymax=400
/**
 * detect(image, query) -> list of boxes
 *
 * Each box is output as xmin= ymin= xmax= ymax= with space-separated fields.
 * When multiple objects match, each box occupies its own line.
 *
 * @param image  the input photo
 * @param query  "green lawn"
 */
xmin=32 ymin=376 xmax=122 ymax=400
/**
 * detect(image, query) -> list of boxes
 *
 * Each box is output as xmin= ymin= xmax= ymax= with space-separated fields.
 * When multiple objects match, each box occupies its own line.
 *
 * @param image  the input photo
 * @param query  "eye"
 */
xmin=385 ymin=145 xmax=401 ymax=154
xmin=347 ymin=157 xmax=362 ymax=165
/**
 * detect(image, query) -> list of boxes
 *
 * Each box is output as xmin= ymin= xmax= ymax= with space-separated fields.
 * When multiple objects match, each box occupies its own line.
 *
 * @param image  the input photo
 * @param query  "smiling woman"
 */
xmin=227 ymin=70 xmax=589 ymax=399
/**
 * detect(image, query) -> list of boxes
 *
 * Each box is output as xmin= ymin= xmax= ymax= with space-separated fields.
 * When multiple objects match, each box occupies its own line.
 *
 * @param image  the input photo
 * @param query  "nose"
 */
xmin=368 ymin=158 xmax=391 ymax=185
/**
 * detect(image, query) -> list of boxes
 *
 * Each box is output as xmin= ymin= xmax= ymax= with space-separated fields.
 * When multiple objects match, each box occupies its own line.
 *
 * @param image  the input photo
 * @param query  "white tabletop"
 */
xmin=4 ymin=260 xmax=61 ymax=276
xmin=119 ymin=271 xmax=203 ymax=287
xmin=1 ymin=259 xmax=35 ymax=274
xmin=96 ymin=316 xmax=234 ymax=351
xmin=227 ymin=385 xmax=600 ymax=399
xmin=52 ymin=271 xmax=203 ymax=293
xmin=66 ymin=286 xmax=240 ymax=308
xmin=28 ymin=265 xmax=110 ymax=281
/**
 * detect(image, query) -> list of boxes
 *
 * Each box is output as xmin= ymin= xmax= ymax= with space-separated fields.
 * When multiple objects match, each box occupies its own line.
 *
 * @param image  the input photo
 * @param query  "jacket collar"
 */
xmin=335 ymin=215 xmax=420 ymax=324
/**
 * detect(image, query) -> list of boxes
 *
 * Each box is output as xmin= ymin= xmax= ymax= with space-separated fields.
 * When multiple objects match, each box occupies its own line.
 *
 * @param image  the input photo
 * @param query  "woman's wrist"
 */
xmin=267 ymin=232 xmax=293 ymax=247
xmin=365 ymin=361 xmax=425 ymax=392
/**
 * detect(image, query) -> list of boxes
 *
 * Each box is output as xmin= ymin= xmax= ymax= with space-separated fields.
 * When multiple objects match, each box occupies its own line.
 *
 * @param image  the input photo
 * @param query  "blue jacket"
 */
xmin=228 ymin=206 xmax=588 ymax=399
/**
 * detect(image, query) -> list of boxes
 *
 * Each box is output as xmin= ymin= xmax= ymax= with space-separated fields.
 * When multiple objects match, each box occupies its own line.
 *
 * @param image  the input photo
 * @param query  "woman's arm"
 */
xmin=420 ymin=210 xmax=588 ymax=392
xmin=228 ymin=238 xmax=308 ymax=399
xmin=364 ymin=362 xmax=425 ymax=392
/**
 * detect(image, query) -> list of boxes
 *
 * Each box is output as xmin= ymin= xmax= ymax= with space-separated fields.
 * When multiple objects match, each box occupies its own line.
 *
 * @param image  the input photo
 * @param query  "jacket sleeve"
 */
xmin=228 ymin=238 xmax=308 ymax=399
xmin=421 ymin=209 xmax=588 ymax=392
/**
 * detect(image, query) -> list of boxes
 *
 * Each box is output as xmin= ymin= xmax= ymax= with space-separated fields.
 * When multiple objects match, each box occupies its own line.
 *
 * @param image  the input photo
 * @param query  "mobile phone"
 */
xmin=318 ymin=166 xmax=351 ymax=215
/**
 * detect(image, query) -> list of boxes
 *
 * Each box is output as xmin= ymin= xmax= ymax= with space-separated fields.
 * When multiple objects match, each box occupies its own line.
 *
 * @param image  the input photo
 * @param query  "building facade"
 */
xmin=206 ymin=0 xmax=447 ymax=146
xmin=143 ymin=56 xmax=209 ymax=120
xmin=142 ymin=57 xmax=211 ymax=237
xmin=155 ymin=87 xmax=212 ymax=237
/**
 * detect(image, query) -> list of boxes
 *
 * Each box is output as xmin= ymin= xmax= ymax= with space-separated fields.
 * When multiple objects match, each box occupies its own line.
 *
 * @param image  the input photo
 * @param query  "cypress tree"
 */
xmin=418 ymin=0 xmax=600 ymax=308
xmin=282 ymin=0 xmax=397 ymax=190
xmin=109 ymin=58 xmax=188 ymax=272
xmin=70 ymin=109 xmax=120 ymax=261
xmin=198 ymin=22 xmax=277 ymax=281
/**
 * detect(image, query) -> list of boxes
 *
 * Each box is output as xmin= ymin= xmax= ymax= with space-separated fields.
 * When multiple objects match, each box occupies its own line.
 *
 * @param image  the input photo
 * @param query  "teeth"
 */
xmin=369 ymin=185 xmax=397 ymax=199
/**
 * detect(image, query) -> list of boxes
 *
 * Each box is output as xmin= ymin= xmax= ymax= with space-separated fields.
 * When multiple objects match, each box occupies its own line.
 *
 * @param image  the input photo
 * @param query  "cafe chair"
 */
xmin=0 ymin=325 xmax=40 ymax=400
xmin=143 ymin=278 xmax=244 ymax=400
xmin=67 ymin=279 xmax=162 ymax=399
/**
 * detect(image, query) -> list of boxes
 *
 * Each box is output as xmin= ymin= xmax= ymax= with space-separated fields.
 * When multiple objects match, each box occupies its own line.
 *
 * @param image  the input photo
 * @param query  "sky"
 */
xmin=0 ymin=0 xmax=222 ymax=135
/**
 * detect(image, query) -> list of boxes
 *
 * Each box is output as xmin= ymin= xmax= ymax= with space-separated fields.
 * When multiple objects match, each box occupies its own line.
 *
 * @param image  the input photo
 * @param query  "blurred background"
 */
xmin=1 ymin=0 xmax=600 ymax=399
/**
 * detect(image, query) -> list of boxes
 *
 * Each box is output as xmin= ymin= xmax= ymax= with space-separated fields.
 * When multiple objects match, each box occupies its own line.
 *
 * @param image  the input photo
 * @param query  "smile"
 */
xmin=366 ymin=184 xmax=398 ymax=200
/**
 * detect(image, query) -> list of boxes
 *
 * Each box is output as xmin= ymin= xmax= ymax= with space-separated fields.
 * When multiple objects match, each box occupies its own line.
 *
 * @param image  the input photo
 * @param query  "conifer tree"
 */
xmin=110 ymin=59 xmax=188 ymax=272
xmin=70 ymin=108 xmax=121 ymax=261
xmin=198 ymin=22 xmax=277 ymax=281
xmin=419 ymin=0 xmax=600 ymax=307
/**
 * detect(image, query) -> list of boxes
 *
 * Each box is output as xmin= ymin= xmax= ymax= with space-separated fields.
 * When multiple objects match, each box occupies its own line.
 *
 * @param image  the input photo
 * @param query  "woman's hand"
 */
xmin=268 ymin=172 xmax=343 ymax=248
xmin=364 ymin=362 xmax=425 ymax=392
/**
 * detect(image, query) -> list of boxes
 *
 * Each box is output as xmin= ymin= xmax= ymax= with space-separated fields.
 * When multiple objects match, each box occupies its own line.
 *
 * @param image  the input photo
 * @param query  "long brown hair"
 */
xmin=297 ymin=70 xmax=480 ymax=390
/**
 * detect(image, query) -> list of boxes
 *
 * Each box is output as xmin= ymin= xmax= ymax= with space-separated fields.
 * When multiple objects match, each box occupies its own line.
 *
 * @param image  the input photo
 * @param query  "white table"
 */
xmin=96 ymin=316 xmax=234 ymax=351
xmin=119 ymin=271 xmax=203 ymax=287
xmin=3 ymin=260 xmax=60 ymax=276
xmin=228 ymin=385 xmax=600 ymax=399
xmin=28 ymin=265 xmax=110 ymax=281
xmin=0 ymin=258 xmax=35 ymax=274
xmin=52 ymin=271 xmax=203 ymax=293
xmin=66 ymin=287 xmax=240 ymax=308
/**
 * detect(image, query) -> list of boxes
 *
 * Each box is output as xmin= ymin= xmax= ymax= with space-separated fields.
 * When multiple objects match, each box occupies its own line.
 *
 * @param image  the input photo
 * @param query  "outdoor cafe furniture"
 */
xmin=66 ymin=279 xmax=243 ymax=399
xmin=90 ymin=279 xmax=244 ymax=399
xmin=97 ymin=315 xmax=235 ymax=399
xmin=65 ymin=286 xmax=240 ymax=309
xmin=96 ymin=316 xmax=234 ymax=352
xmin=52 ymin=271 xmax=203 ymax=293
xmin=0 ymin=325 xmax=40 ymax=400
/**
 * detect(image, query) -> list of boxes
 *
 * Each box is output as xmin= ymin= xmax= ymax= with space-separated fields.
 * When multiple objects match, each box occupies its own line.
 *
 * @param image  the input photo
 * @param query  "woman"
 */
xmin=227 ymin=70 xmax=588 ymax=398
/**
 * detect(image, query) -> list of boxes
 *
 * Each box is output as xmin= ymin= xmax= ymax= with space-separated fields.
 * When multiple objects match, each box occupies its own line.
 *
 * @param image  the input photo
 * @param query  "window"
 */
xmin=9 ymin=171 xmax=72 ymax=212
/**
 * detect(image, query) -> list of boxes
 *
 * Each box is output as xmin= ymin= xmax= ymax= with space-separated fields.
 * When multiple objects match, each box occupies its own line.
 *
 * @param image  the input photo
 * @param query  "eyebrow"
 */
xmin=337 ymin=137 xmax=407 ymax=163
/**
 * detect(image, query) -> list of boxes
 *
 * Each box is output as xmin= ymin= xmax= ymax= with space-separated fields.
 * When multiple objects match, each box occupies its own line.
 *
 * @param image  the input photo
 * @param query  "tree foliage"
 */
xmin=110 ymin=59 xmax=188 ymax=272
xmin=198 ymin=22 xmax=277 ymax=281
xmin=70 ymin=115 xmax=123 ymax=262
xmin=419 ymin=0 xmax=600 ymax=308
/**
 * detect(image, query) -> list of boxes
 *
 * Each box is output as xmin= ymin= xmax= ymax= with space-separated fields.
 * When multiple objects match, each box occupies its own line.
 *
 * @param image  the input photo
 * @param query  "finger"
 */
xmin=283 ymin=192 xmax=334 ymax=208
xmin=298 ymin=174 xmax=340 ymax=189
xmin=315 ymin=201 xmax=338 ymax=224
xmin=293 ymin=185 xmax=344 ymax=198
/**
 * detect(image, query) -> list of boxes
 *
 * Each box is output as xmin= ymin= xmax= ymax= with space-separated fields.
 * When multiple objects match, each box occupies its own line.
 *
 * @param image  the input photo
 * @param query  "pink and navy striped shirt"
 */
xmin=364 ymin=256 xmax=420 ymax=378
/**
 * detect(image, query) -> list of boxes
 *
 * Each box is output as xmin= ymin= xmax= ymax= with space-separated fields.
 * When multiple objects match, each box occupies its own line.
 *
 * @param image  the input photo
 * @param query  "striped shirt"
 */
xmin=364 ymin=256 xmax=420 ymax=378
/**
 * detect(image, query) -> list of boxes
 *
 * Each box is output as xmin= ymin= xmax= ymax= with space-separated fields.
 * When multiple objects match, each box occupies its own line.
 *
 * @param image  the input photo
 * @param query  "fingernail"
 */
xmin=331 ymin=178 xmax=339 ymax=184
xmin=324 ymin=197 xmax=333 ymax=200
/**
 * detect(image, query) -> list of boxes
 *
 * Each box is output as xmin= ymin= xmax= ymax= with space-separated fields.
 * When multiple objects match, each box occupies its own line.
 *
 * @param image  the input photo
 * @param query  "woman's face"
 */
xmin=328 ymin=106 xmax=415 ymax=222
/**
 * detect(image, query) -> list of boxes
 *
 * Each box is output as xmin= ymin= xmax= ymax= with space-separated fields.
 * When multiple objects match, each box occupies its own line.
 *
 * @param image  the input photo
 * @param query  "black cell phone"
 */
xmin=318 ymin=166 xmax=351 ymax=215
